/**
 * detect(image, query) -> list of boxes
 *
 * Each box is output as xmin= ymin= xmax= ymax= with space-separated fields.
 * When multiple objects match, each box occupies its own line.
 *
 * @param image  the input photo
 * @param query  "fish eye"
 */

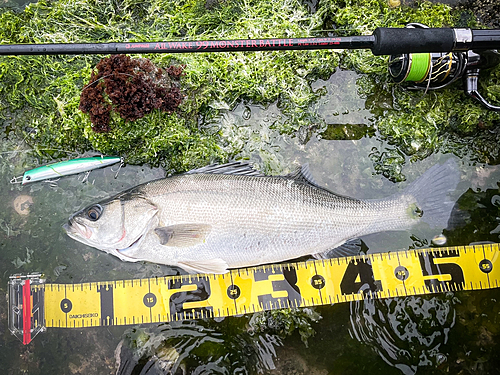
xmin=87 ymin=205 xmax=102 ymax=221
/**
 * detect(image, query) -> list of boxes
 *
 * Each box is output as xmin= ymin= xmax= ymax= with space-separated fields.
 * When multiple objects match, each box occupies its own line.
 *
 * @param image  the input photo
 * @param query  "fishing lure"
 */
xmin=11 ymin=156 xmax=122 ymax=185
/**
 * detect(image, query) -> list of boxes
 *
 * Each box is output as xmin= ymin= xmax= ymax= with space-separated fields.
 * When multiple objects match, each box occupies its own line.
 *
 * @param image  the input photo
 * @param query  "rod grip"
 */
xmin=372 ymin=27 xmax=455 ymax=55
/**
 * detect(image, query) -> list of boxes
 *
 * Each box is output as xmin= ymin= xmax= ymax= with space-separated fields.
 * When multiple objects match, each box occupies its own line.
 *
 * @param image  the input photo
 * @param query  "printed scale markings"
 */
xmin=10 ymin=243 xmax=500 ymax=337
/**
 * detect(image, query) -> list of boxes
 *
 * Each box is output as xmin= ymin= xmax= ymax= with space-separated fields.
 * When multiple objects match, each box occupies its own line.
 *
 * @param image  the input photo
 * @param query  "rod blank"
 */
xmin=0 ymin=36 xmax=375 ymax=55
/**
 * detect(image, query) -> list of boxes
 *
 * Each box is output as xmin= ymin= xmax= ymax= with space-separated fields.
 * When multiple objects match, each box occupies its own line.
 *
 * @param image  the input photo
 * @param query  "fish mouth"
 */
xmin=64 ymin=220 xmax=93 ymax=239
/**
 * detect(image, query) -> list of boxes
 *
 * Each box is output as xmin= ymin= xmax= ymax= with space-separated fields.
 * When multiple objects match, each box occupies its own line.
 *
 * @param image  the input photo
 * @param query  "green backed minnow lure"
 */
xmin=11 ymin=156 xmax=122 ymax=185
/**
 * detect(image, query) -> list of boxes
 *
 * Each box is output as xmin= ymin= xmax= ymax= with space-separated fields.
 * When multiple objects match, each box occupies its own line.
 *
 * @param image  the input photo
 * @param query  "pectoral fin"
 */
xmin=154 ymin=224 xmax=211 ymax=247
xmin=178 ymin=258 xmax=229 ymax=274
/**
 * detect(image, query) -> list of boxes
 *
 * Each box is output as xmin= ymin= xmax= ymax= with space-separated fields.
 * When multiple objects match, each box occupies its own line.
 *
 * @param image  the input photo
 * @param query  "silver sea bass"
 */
xmin=64 ymin=161 xmax=459 ymax=274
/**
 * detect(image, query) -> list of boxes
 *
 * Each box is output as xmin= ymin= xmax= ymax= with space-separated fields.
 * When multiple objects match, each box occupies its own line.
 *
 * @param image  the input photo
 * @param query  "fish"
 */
xmin=63 ymin=160 xmax=459 ymax=274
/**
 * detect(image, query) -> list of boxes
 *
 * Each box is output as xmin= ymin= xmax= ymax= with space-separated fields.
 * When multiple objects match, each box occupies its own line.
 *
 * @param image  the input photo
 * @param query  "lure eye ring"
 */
xmin=87 ymin=205 xmax=103 ymax=221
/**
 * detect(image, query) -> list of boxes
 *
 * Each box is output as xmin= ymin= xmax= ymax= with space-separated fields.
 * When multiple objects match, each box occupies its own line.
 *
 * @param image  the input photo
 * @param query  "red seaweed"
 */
xmin=79 ymin=55 xmax=185 ymax=133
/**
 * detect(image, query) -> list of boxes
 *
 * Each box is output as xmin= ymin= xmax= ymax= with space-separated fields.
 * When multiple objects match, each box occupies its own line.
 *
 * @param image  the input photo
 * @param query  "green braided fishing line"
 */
xmin=406 ymin=53 xmax=431 ymax=82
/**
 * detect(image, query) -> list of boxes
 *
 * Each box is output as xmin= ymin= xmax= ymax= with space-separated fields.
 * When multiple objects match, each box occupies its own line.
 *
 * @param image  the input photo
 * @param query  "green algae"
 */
xmin=320 ymin=123 xmax=375 ymax=140
xmin=0 ymin=0 xmax=499 ymax=173
xmin=0 ymin=0 xmax=338 ymax=171
xmin=249 ymin=307 xmax=322 ymax=347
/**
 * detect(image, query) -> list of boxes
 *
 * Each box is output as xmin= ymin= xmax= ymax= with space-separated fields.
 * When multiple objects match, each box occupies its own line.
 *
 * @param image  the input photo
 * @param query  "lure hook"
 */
xmin=10 ymin=176 xmax=23 ymax=184
xmin=45 ymin=178 xmax=60 ymax=188
xmin=80 ymin=171 xmax=92 ymax=183
xmin=111 ymin=157 xmax=125 ymax=179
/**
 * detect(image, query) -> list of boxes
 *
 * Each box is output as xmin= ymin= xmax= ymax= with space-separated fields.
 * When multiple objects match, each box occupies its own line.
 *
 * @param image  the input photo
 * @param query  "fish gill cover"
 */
xmin=0 ymin=0 xmax=499 ymax=175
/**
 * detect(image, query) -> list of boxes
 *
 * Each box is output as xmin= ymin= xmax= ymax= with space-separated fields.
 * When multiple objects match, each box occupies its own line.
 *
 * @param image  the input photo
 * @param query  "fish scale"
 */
xmin=65 ymin=161 xmax=459 ymax=273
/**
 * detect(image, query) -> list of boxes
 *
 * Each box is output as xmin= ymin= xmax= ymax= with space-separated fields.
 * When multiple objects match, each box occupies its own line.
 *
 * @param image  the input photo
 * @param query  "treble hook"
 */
xmin=45 ymin=178 xmax=60 ymax=188
xmin=10 ymin=175 xmax=23 ymax=184
xmin=80 ymin=170 xmax=92 ymax=183
xmin=111 ymin=157 xmax=125 ymax=179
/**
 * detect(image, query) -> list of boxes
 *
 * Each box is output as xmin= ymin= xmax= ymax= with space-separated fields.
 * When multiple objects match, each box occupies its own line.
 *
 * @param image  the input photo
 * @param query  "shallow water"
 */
xmin=1 ymin=68 xmax=500 ymax=375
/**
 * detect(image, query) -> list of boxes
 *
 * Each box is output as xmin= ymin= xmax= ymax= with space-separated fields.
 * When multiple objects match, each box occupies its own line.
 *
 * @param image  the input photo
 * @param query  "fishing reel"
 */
xmin=388 ymin=23 xmax=500 ymax=111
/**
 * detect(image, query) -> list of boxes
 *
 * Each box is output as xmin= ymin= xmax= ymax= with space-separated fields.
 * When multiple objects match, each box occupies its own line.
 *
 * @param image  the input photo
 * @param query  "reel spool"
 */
xmin=388 ymin=51 xmax=466 ymax=90
xmin=388 ymin=23 xmax=500 ymax=111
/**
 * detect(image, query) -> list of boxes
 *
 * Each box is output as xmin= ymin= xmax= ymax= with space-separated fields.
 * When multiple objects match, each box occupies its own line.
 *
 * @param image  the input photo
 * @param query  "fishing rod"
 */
xmin=1 ymin=26 xmax=499 ymax=55
xmin=1 ymin=25 xmax=500 ymax=110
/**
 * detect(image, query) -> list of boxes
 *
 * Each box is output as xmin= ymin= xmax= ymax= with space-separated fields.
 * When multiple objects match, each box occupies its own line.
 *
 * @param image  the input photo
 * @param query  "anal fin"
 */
xmin=313 ymin=238 xmax=364 ymax=259
xmin=178 ymin=258 xmax=229 ymax=274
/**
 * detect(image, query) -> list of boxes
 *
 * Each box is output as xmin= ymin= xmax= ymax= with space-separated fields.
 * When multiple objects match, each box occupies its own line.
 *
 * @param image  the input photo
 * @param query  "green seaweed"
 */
xmin=248 ymin=307 xmax=322 ymax=347
xmin=0 ymin=0 xmax=339 ymax=171
xmin=0 ymin=0 xmax=499 ymax=173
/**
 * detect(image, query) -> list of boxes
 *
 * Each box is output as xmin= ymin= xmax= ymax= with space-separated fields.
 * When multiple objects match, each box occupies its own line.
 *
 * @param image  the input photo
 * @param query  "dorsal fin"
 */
xmin=185 ymin=162 xmax=264 ymax=176
xmin=286 ymin=164 xmax=353 ymax=199
xmin=286 ymin=164 xmax=319 ymax=187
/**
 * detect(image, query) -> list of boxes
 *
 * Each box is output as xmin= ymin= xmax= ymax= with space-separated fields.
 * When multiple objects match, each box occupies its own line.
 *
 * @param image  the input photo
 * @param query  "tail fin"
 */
xmin=404 ymin=158 xmax=460 ymax=229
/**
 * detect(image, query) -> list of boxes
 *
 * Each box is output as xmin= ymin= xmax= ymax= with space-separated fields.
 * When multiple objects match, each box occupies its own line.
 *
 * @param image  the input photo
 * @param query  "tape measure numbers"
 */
xmin=8 ymin=243 xmax=500 ymax=344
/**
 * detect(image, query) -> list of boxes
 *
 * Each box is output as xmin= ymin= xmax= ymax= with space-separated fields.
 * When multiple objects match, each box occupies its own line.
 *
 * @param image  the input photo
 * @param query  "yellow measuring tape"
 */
xmin=8 ymin=243 xmax=500 ymax=344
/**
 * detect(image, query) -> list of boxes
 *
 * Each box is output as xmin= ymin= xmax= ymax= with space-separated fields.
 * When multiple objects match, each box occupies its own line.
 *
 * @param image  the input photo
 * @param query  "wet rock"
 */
xmin=458 ymin=0 xmax=500 ymax=28
xmin=267 ymin=346 xmax=328 ymax=375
